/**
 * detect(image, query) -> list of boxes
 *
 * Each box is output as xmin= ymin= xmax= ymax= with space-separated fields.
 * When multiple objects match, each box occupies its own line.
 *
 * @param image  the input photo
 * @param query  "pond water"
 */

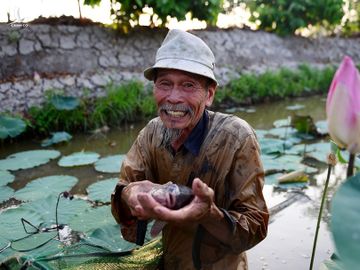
xmin=1 ymin=95 xmax=341 ymax=269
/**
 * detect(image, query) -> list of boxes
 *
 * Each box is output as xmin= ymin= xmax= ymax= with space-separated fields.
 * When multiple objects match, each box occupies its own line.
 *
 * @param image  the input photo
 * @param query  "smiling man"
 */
xmin=111 ymin=29 xmax=269 ymax=270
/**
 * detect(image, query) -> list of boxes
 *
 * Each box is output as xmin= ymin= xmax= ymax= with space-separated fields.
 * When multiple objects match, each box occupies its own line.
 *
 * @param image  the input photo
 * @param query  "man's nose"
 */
xmin=166 ymin=87 xmax=183 ymax=103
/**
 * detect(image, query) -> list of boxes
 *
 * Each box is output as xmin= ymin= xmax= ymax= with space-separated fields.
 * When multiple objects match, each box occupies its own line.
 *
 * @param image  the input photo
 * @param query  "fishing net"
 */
xmin=1 ymin=236 xmax=162 ymax=270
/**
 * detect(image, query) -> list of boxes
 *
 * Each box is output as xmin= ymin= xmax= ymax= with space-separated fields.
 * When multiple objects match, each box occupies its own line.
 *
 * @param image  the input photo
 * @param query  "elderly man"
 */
xmin=111 ymin=29 xmax=269 ymax=270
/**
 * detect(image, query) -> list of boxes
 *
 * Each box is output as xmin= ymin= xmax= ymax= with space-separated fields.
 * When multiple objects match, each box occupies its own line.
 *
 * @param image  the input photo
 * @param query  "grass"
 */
xmin=1 ymin=63 xmax=352 ymax=136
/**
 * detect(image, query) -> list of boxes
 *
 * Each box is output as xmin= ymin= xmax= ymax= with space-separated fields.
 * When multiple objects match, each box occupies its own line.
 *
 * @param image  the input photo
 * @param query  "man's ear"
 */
xmin=205 ymin=82 xmax=217 ymax=107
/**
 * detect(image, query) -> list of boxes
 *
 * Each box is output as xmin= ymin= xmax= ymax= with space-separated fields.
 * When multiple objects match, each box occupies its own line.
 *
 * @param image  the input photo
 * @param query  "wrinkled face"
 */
xmin=153 ymin=69 xmax=216 ymax=131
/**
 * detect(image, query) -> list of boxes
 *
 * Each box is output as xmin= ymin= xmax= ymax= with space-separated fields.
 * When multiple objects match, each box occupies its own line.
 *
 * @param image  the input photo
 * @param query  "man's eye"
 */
xmin=182 ymin=83 xmax=195 ymax=90
xmin=156 ymin=81 xmax=172 ymax=90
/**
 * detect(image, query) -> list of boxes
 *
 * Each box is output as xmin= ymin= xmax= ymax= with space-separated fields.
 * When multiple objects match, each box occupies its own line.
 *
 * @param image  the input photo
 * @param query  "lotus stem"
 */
xmin=309 ymin=163 xmax=332 ymax=270
xmin=346 ymin=153 xmax=355 ymax=178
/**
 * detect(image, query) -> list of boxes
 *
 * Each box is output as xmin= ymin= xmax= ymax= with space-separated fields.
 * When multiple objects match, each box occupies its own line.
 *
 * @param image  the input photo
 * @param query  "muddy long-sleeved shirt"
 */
xmin=111 ymin=110 xmax=269 ymax=270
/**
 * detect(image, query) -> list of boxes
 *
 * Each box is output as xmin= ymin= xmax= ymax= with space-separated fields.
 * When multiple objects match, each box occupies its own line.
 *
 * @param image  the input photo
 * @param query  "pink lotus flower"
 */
xmin=326 ymin=56 xmax=360 ymax=153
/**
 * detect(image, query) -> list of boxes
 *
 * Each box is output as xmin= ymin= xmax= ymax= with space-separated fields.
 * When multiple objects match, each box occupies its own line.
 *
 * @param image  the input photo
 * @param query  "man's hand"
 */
xmin=135 ymin=178 xmax=216 ymax=224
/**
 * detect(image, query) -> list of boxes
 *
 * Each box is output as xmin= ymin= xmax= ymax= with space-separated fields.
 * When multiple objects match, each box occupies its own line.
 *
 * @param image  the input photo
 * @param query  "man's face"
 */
xmin=153 ymin=69 xmax=216 ymax=131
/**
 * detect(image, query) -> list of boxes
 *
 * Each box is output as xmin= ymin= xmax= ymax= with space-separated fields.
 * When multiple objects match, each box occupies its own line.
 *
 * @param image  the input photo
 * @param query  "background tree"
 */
xmin=84 ymin=0 xmax=223 ymax=31
xmin=240 ymin=0 xmax=345 ymax=36
xmin=343 ymin=0 xmax=360 ymax=35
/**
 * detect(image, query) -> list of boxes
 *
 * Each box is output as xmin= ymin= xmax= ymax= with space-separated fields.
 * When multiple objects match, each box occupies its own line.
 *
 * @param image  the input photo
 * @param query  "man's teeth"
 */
xmin=167 ymin=110 xmax=186 ymax=117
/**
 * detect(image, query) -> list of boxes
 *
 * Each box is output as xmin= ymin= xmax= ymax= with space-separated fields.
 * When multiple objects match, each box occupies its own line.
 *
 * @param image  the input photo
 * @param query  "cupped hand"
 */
xmin=149 ymin=178 xmax=214 ymax=224
xmin=122 ymin=180 xmax=163 ymax=219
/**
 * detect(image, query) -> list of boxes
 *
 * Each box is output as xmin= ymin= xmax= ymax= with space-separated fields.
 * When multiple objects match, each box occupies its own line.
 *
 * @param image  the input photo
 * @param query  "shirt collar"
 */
xmin=183 ymin=110 xmax=208 ymax=156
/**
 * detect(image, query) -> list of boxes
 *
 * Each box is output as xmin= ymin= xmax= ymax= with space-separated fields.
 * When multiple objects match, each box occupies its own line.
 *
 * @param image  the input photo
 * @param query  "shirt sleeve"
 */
xmin=111 ymin=128 xmax=150 ymax=226
xmin=200 ymin=133 xmax=269 ymax=260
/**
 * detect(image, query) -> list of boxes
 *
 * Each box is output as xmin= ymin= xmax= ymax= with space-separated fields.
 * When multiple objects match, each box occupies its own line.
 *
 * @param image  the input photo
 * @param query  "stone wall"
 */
xmin=1 ymin=23 xmax=360 ymax=113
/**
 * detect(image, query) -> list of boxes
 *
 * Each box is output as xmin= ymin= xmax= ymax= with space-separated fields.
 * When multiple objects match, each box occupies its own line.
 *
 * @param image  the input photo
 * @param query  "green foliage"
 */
xmin=245 ymin=0 xmax=345 ymax=35
xmin=215 ymin=64 xmax=336 ymax=106
xmin=342 ymin=0 xmax=360 ymax=36
xmin=84 ymin=0 xmax=223 ymax=31
xmin=90 ymin=81 xmax=154 ymax=127
xmin=27 ymin=92 xmax=88 ymax=135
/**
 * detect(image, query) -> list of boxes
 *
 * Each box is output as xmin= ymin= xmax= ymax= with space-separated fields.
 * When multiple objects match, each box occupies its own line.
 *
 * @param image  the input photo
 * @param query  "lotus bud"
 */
xmin=326 ymin=56 xmax=360 ymax=154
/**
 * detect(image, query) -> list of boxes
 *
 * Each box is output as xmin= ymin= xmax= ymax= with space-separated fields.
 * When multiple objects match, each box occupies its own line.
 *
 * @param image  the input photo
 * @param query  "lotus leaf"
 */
xmin=0 ymin=207 xmax=43 ymax=240
xmin=331 ymin=173 xmax=360 ymax=270
xmin=254 ymin=129 xmax=268 ymax=139
xmin=50 ymin=95 xmax=80 ymax=110
xmin=84 ymin=224 xmax=137 ymax=252
xmin=286 ymin=104 xmax=305 ymax=110
xmin=41 ymin=131 xmax=72 ymax=147
xmin=0 ymin=186 xmax=14 ymax=203
xmin=58 ymin=152 xmax=100 ymax=167
xmin=0 ymin=245 xmax=15 ymax=265
xmin=94 ymin=155 xmax=125 ymax=173
xmin=87 ymin=178 xmax=118 ymax=203
xmin=265 ymin=173 xmax=284 ymax=185
xmin=22 ymin=195 xmax=90 ymax=226
xmin=319 ymin=258 xmax=344 ymax=270
xmin=14 ymin=175 xmax=78 ymax=202
xmin=0 ymin=116 xmax=26 ymax=139
xmin=262 ymin=154 xmax=305 ymax=174
xmin=0 ymin=170 xmax=15 ymax=185
xmin=316 ymin=120 xmax=328 ymax=135
xmin=291 ymin=115 xmax=318 ymax=135
xmin=10 ymin=231 xmax=58 ymax=252
xmin=0 ymin=150 xmax=60 ymax=171
xmin=69 ymin=205 xmax=116 ymax=234
xmin=273 ymin=118 xmax=291 ymax=128
xmin=267 ymin=127 xmax=297 ymax=139
xmin=259 ymin=138 xmax=292 ymax=155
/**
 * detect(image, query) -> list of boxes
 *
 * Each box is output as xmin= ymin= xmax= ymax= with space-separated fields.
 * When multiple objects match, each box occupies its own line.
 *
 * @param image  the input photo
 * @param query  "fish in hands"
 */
xmin=149 ymin=182 xmax=194 ymax=236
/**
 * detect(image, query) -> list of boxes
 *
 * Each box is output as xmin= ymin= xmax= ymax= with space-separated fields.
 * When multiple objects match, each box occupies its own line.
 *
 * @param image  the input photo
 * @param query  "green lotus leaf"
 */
xmin=87 ymin=178 xmax=119 ymax=203
xmin=0 ymin=207 xmax=44 ymax=240
xmin=267 ymin=127 xmax=297 ymax=139
xmin=291 ymin=114 xmax=318 ymax=135
xmin=83 ymin=224 xmax=137 ymax=252
xmin=10 ymin=231 xmax=58 ymax=252
xmin=41 ymin=131 xmax=72 ymax=147
xmin=69 ymin=205 xmax=116 ymax=234
xmin=94 ymin=155 xmax=125 ymax=173
xmin=319 ymin=257 xmax=344 ymax=270
xmin=0 ymin=170 xmax=15 ymax=185
xmin=254 ymin=129 xmax=268 ymax=139
xmin=265 ymin=173 xmax=284 ymax=185
xmin=273 ymin=118 xmax=291 ymax=128
xmin=259 ymin=138 xmax=292 ymax=155
xmin=0 ymin=186 xmax=14 ymax=203
xmin=316 ymin=120 xmax=328 ymax=135
xmin=58 ymin=152 xmax=100 ymax=167
xmin=0 ymin=244 xmax=15 ymax=265
xmin=286 ymin=104 xmax=305 ymax=110
xmin=0 ymin=150 xmax=61 ymax=171
xmin=262 ymin=154 xmax=305 ymax=174
xmin=0 ymin=115 xmax=26 ymax=139
xmin=305 ymin=151 xmax=328 ymax=164
xmin=22 ymin=195 xmax=90 ymax=226
xmin=14 ymin=175 xmax=78 ymax=202
xmin=331 ymin=172 xmax=360 ymax=270
xmin=50 ymin=95 xmax=80 ymax=110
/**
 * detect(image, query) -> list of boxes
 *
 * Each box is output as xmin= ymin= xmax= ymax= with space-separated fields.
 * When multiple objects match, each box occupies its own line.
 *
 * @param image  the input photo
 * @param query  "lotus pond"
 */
xmin=0 ymin=95 xmax=355 ymax=269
